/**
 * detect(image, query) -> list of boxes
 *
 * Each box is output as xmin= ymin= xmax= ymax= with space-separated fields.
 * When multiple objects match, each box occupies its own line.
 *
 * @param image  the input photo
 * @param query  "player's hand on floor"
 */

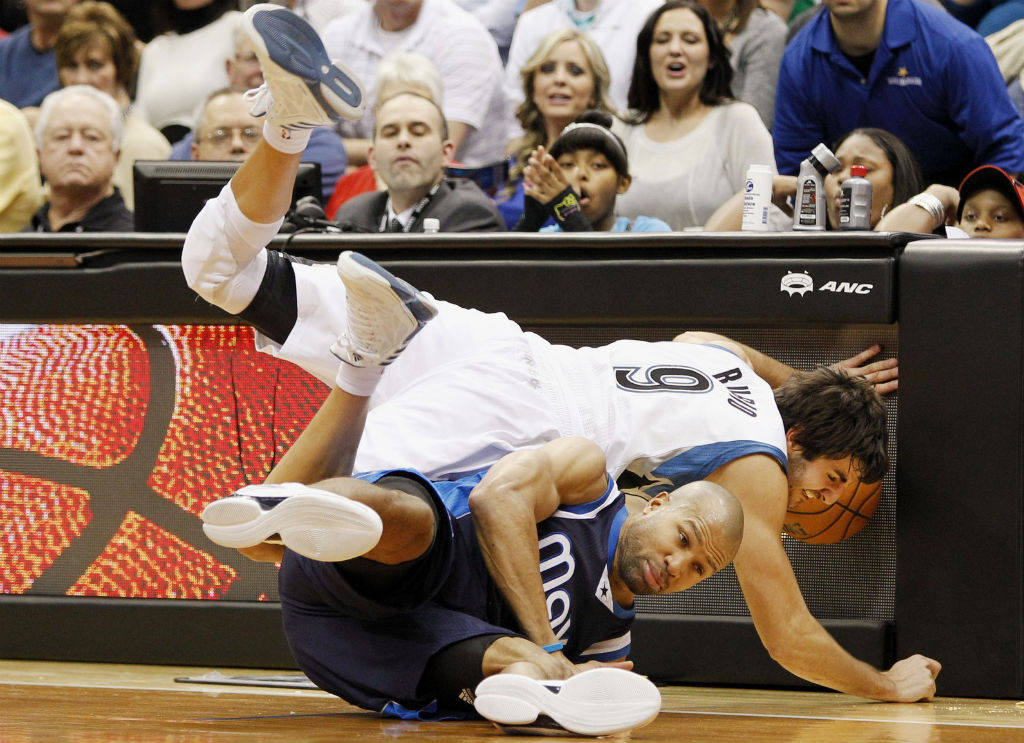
xmin=832 ymin=344 xmax=899 ymax=394
xmin=519 ymin=651 xmax=633 ymax=680
xmin=881 ymin=654 xmax=941 ymax=702
xmin=573 ymin=659 xmax=634 ymax=675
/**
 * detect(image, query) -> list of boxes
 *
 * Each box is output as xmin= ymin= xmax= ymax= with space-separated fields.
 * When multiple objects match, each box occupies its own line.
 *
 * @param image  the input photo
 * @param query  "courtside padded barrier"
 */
xmin=3 ymin=231 xmax=1020 ymax=698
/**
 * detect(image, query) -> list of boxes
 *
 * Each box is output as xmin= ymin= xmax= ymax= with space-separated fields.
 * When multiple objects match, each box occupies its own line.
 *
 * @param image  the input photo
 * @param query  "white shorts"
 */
xmin=254 ymin=260 xmax=570 ymax=479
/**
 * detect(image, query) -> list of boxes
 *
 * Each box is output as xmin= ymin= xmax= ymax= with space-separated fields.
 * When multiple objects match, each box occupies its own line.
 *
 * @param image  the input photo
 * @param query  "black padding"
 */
xmin=896 ymin=239 xmax=1024 ymax=698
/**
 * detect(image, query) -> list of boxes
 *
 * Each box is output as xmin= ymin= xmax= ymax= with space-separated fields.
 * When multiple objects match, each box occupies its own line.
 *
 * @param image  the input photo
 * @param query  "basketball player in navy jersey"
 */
xmin=202 ymin=249 xmax=745 ymax=735
xmin=184 ymin=3 xmax=940 ymax=707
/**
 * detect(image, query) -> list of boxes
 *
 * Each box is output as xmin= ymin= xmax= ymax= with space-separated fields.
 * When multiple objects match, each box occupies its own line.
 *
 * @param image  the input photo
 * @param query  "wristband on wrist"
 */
xmin=907 ymin=193 xmax=945 ymax=227
xmin=541 ymin=641 xmax=564 ymax=653
xmin=544 ymin=185 xmax=591 ymax=231
xmin=545 ymin=186 xmax=582 ymax=223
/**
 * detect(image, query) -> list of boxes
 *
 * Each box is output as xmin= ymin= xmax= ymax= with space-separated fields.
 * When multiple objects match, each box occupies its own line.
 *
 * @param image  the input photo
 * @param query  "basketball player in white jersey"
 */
xmin=182 ymin=3 xmax=940 ymax=706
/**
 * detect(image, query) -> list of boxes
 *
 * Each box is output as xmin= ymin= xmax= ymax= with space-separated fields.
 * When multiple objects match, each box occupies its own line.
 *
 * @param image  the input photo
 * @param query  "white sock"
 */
xmin=335 ymin=363 xmax=385 ymax=397
xmin=262 ymin=120 xmax=311 ymax=154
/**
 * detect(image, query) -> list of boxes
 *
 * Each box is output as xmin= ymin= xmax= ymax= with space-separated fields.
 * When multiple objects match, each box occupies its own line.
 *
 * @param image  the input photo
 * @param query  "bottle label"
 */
xmin=741 ymin=175 xmax=771 ymax=229
xmin=839 ymin=180 xmax=872 ymax=230
xmin=797 ymin=177 xmax=818 ymax=226
xmin=840 ymin=188 xmax=852 ymax=224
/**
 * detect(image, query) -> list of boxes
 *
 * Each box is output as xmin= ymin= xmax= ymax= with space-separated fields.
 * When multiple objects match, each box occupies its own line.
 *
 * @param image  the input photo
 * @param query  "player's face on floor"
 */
xmin=615 ymin=495 xmax=727 ymax=596
xmin=786 ymin=451 xmax=856 ymax=508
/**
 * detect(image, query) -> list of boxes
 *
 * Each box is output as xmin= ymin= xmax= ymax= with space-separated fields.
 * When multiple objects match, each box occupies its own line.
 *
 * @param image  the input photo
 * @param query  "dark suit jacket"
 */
xmin=333 ymin=177 xmax=506 ymax=233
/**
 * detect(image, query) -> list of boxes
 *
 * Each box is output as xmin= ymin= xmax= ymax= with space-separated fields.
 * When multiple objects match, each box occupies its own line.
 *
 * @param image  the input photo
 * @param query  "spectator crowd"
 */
xmin=1 ymin=0 xmax=1023 ymax=238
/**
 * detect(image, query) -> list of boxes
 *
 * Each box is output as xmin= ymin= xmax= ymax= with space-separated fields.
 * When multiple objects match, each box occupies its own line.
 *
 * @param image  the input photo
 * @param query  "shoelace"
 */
xmin=243 ymin=80 xmax=330 ymax=129
xmin=243 ymin=84 xmax=270 ymax=118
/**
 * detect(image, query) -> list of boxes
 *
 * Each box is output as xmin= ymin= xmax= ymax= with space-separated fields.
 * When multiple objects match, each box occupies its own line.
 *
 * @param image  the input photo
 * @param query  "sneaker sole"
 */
xmin=202 ymin=490 xmax=382 ymax=562
xmin=473 ymin=668 xmax=661 ymax=736
xmin=246 ymin=6 xmax=364 ymax=121
xmin=338 ymin=251 xmax=439 ymax=326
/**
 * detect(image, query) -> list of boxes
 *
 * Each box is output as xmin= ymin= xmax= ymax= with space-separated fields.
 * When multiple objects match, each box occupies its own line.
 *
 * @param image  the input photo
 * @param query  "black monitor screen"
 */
xmin=132 ymin=160 xmax=322 ymax=232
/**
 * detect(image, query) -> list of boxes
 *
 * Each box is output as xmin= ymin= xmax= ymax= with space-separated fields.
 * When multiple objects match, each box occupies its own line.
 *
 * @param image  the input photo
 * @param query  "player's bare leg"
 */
xmin=232 ymin=3 xmax=364 ymax=223
xmin=202 ymin=253 xmax=437 ymax=561
xmin=181 ymin=4 xmax=366 ymax=312
xmin=201 ymin=470 xmax=435 ymax=564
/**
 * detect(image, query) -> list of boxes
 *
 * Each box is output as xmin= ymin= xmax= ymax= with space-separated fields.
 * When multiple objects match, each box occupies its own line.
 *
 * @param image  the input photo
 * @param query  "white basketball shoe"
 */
xmin=330 ymin=251 xmax=439 ymax=368
xmin=473 ymin=667 xmax=662 ymax=737
xmin=201 ymin=483 xmax=382 ymax=562
xmin=241 ymin=3 xmax=364 ymax=131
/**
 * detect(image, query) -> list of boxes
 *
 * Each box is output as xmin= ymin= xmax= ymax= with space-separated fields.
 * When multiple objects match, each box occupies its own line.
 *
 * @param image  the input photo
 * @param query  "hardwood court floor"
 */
xmin=2 ymin=660 xmax=1024 ymax=742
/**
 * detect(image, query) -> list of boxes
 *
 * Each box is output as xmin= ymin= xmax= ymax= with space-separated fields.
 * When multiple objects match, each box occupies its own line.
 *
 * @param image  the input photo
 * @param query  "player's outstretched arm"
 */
xmin=672 ymin=331 xmax=792 ymax=387
xmin=264 ymin=387 xmax=368 ymax=485
xmin=469 ymin=437 xmax=609 ymax=670
xmin=706 ymin=454 xmax=940 ymax=701
xmin=673 ymin=331 xmax=898 ymax=395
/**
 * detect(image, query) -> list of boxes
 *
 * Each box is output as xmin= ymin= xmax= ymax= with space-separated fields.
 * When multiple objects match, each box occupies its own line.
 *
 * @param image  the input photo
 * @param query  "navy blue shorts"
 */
xmin=278 ymin=470 xmax=518 ymax=715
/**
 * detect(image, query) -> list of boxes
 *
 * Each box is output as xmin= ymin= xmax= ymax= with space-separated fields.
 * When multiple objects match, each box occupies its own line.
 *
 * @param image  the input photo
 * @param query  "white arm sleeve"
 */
xmin=181 ymin=183 xmax=283 ymax=315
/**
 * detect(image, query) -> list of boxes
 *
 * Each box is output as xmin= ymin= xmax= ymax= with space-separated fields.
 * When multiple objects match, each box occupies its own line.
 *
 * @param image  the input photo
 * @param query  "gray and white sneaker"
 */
xmin=242 ymin=3 xmax=364 ymax=130
xmin=330 ymin=251 xmax=439 ymax=368
xmin=473 ymin=668 xmax=662 ymax=737
xmin=201 ymin=483 xmax=382 ymax=562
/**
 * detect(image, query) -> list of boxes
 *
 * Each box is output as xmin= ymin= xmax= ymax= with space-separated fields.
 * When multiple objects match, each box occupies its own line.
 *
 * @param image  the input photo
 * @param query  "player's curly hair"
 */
xmin=774 ymin=367 xmax=888 ymax=483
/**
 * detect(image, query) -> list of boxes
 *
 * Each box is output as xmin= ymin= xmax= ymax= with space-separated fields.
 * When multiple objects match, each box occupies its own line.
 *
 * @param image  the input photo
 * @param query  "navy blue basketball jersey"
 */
xmin=355 ymin=468 xmax=634 ymax=663
xmin=533 ymin=485 xmax=634 ymax=662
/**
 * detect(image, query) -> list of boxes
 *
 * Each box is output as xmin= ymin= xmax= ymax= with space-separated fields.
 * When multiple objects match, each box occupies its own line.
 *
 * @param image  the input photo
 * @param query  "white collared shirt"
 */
xmin=323 ymin=0 xmax=510 ymax=167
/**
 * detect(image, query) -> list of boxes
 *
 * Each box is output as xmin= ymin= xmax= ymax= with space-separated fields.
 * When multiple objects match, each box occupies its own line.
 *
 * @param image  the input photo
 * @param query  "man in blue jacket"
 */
xmin=773 ymin=0 xmax=1024 ymax=186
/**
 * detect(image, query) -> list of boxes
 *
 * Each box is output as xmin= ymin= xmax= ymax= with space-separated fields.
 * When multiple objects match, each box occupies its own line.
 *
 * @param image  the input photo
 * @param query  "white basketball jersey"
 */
xmin=536 ymin=340 xmax=788 ymax=497
xmin=249 ymin=258 xmax=786 ymax=489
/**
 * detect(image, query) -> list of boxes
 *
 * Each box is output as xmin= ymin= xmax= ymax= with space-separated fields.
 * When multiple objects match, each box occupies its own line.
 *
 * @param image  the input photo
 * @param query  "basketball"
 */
xmin=783 ymin=479 xmax=883 ymax=544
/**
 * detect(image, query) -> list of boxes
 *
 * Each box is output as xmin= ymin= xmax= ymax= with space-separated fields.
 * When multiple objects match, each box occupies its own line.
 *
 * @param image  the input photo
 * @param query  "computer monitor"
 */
xmin=132 ymin=160 xmax=322 ymax=232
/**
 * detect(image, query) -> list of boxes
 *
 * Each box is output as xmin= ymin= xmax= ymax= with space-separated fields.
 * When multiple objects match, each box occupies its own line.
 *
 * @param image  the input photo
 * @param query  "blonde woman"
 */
xmin=499 ymin=28 xmax=615 ymax=228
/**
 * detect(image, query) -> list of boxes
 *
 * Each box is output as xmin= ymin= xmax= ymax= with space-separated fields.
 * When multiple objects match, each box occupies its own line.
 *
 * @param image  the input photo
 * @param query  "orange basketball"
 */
xmin=783 ymin=479 xmax=883 ymax=544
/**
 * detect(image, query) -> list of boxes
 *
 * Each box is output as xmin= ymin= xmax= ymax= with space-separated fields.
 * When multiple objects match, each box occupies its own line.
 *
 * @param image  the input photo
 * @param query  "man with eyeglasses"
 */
xmin=190 ymin=86 xmax=263 ymax=162
xmin=225 ymin=31 xmax=264 ymax=91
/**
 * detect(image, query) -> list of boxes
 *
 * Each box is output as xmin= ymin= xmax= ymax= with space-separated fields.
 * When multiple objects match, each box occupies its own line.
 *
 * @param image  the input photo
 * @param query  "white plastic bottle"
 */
xmin=741 ymin=164 xmax=773 ymax=232
xmin=422 ymin=217 xmax=440 ymax=233
xmin=838 ymin=165 xmax=873 ymax=230
xmin=793 ymin=143 xmax=840 ymax=231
